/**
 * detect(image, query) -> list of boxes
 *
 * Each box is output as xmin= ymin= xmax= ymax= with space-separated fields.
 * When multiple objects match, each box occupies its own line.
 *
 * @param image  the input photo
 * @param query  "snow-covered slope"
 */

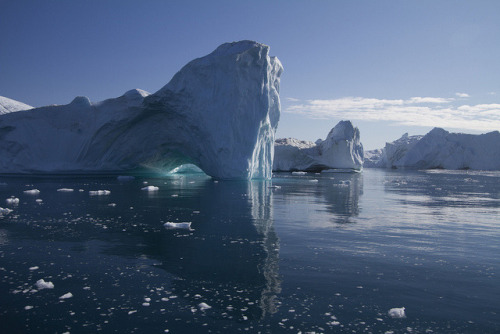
xmin=273 ymin=120 xmax=364 ymax=172
xmin=0 ymin=96 xmax=33 ymax=115
xmin=0 ymin=41 xmax=283 ymax=179
xmin=365 ymin=128 xmax=500 ymax=170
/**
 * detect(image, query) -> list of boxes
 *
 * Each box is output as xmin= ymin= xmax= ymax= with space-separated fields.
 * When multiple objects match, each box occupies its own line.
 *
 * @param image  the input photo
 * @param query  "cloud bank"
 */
xmin=285 ymin=96 xmax=500 ymax=132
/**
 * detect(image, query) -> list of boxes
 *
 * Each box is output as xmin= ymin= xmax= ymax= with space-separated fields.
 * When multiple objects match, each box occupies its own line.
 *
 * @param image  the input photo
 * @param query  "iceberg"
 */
xmin=364 ymin=133 xmax=423 ymax=168
xmin=0 ymin=41 xmax=283 ymax=179
xmin=273 ymin=120 xmax=363 ymax=172
xmin=0 ymin=96 xmax=33 ymax=115
xmin=365 ymin=128 xmax=500 ymax=170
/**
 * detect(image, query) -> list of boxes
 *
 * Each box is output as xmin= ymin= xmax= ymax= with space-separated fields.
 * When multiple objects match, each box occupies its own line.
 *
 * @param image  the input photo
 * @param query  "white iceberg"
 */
xmin=0 ymin=41 xmax=282 ymax=179
xmin=5 ymin=197 xmax=19 ymax=205
xmin=273 ymin=120 xmax=363 ymax=172
xmin=164 ymin=222 xmax=192 ymax=230
xmin=35 ymin=279 xmax=54 ymax=290
xmin=141 ymin=186 xmax=159 ymax=191
xmin=89 ymin=190 xmax=111 ymax=196
xmin=366 ymin=128 xmax=500 ymax=170
xmin=388 ymin=307 xmax=406 ymax=318
xmin=23 ymin=189 xmax=40 ymax=195
xmin=57 ymin=188 xmax=74 ymax=192
xmin=59 ymin=292 xmax=73 ymax=299
xmin=0 ymin=207 xmax=13 ymax=215
xmin=198 ymin=302 xmax=212 ymax=311
xmin=0 ymin=96 xmax=33 ymax=115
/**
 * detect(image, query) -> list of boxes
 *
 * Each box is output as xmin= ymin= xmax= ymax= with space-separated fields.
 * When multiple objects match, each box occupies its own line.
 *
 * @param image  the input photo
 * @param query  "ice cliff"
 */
xmin=365 ymin=128 xmax=500 ymax=170
xmin=273 ymin=120 xmax=364 ymax=172
xmin=0 ymin=41 xmax=283 ymax=179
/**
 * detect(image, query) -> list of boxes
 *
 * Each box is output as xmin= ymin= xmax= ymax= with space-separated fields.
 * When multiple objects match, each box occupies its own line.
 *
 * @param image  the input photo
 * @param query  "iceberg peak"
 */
xmin=70 ymin=96 xmax=92 ymax=107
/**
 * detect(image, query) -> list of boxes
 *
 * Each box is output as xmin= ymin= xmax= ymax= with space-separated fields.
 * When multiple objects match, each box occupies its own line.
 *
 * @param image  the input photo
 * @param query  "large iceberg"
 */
xmin=0 ymin=96 xmax=33 ymax=115
xmin=0 ymin=41 xmax=283 ymax=179
xmin=273 ymin=120 xmax=364 ymax=172
xmin=365 ymin=128 xmax=500 ymax=170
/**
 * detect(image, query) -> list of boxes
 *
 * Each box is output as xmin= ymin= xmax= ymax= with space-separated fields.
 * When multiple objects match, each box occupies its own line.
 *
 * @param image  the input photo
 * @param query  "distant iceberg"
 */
xmin=0 ymin=41 xmax=283 ymax=179
xmin=273 ymin=120 xmax=364 ymax=172
xmin=365 ymin=128 xmax=500 ymax=170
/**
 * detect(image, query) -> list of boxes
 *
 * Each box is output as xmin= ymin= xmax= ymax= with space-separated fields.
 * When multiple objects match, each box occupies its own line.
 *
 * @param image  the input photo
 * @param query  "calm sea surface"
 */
xmin=0 ymin=169 xmax=499 ymax=333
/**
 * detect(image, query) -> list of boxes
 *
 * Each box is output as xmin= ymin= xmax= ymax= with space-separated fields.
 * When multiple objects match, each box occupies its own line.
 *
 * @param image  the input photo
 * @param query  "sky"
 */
xmin=1 ymin=0 xmax=499 ymax=150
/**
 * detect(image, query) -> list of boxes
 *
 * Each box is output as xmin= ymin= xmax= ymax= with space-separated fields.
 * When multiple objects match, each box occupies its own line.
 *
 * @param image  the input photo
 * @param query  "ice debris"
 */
xmin=59 ymin=292 xmax=73 ymax=299
xmin=5 ymin=197 xmax=19 ymax=205
xmin=23 ymin=189 xmax=40 ymax=195
xmin=36 ymin=279 xmax=54 ymax=290
xmin=89 ymin=190 xmax=111 ymax=196
xmin=388 ymin=307 xmax=406 ymax=318
xmin=164 ymin=222 xmax=192 ymax=230
xmin=141 ymin=186 xmax=159 ymax=191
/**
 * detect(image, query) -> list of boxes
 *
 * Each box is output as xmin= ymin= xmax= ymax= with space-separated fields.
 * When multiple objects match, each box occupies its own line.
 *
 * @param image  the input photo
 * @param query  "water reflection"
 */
xmin=272 ymin=172 xmax=363 ymax=225
xmin=0 ymin=174 xmax=281 ymax=326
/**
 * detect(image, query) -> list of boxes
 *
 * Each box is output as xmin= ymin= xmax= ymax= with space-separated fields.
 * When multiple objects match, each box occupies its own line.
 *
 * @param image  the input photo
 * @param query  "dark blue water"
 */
xmin=0 ymin=169 xmax=499 ymax=333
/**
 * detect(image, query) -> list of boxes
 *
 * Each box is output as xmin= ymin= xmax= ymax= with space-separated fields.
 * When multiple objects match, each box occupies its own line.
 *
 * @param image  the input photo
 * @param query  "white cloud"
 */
xmin=284 ymin=96 xmax=500 ymax=132
xmin=455 ymin=92 xmax=470 ymax=98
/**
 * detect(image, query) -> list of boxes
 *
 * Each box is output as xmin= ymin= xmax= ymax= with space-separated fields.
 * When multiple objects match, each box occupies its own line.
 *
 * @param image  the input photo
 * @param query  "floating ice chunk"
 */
xmin=36 ymin=279 xmax=54 ymax=290
xmin=291 ymin=171 xmax=307 ymax=175
xmin=57 ymin=188 xmax=74 ymax=192
xmin=117 ymin=175 xmax=135 ymax=181
xmin=23 ymin=189 xmax=40 ymax=195
xmin=128 ymin=310 xmax=137 ymax=315
xmin=164 ymin=222 xmax=192 ymax=230
xmin=89 ymin=190 xmax=111 ymax=196
xmin=24 ymin=305 xmax=34 ymax=310
xmin=29 ymin=266 xmax=39 ymax=271
xmin=309 ymin=179 xmax=319 ymax=182
xmin=0 ymin=207 xmax=13 ymax=215
xmin=198 ymin=302 xmax=212 ymax=311
xmin=141 ymin=186 xmax=159 ymax=191
xmin=5 ymin=197 xmax=19 ymax=205
xmin=108 ymin=203 xmax=117 ymax=207
xmin=35 ymin=199 xmax=43 ymax=203
xmin=142 ymin=302 xmax=150 ymax=306
xmin=59 ymin=292 xmax=73 ymax=299
xmin=388 ymin=307 xmax=406 ymax=318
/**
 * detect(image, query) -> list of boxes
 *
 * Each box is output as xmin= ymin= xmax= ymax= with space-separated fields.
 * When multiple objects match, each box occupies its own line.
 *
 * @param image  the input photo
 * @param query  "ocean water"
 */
xmin=0 ymin=169 xmax=499 ymax=333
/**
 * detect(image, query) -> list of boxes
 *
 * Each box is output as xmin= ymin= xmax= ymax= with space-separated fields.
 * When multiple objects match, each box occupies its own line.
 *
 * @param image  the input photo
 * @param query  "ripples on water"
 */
xmin=0 ymin=169 xmax=499 ymax=333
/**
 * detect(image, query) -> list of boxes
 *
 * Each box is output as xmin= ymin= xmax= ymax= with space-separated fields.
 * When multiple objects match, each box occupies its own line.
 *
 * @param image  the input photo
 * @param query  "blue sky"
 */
xmin=1 ymin=0 xmax=499 ymax=149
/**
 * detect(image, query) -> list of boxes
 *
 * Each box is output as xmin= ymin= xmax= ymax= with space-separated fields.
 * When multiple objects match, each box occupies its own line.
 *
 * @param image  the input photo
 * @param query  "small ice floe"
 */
xmin=141 ymin=186 xmax=159 ymax=191
xmin=36 ymin=279 xmax=54 ymax=290
xmin=117 ymin=175 xmax=135 ymax=181
xmin=108 ymin=203 xmax=117 ymax=207
xmin=5 ymin=197 xmax=19 ymax=205
xmin=198 ymin=302 xmax=212 ymax=311
xmin=388 ymin=307 xmax=406 ymax=318
xmin=35 ymin=199 xmax=43 ymax=203
xmin=57 ymin=188 xmax=74 ymax=192
xmin=128 ymin=310 xmax=137 ymax=315
xmin=268 ymin=185 xmax=281 ymax=189
xmin=89 ymin=190 xmax=111 ymax=196
xmin=23 ymin=189 xmax=40 ymax=195
xmin=29 ymin=266 xmax=39 ymax=271
xmin=24 ymin=305 xmax=34 ymax=310
xmin=164 ymin=222 xmax=192 ymax=230
xmin=0 ymin=207 xmax=13 ymax=215
xmin=309 ymin=179 xmax=319 ymax=182
xmin=292 ymin=171 xmax=307 ymax=176
xmin=59 ymin=292 xmax=73 ymax=299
